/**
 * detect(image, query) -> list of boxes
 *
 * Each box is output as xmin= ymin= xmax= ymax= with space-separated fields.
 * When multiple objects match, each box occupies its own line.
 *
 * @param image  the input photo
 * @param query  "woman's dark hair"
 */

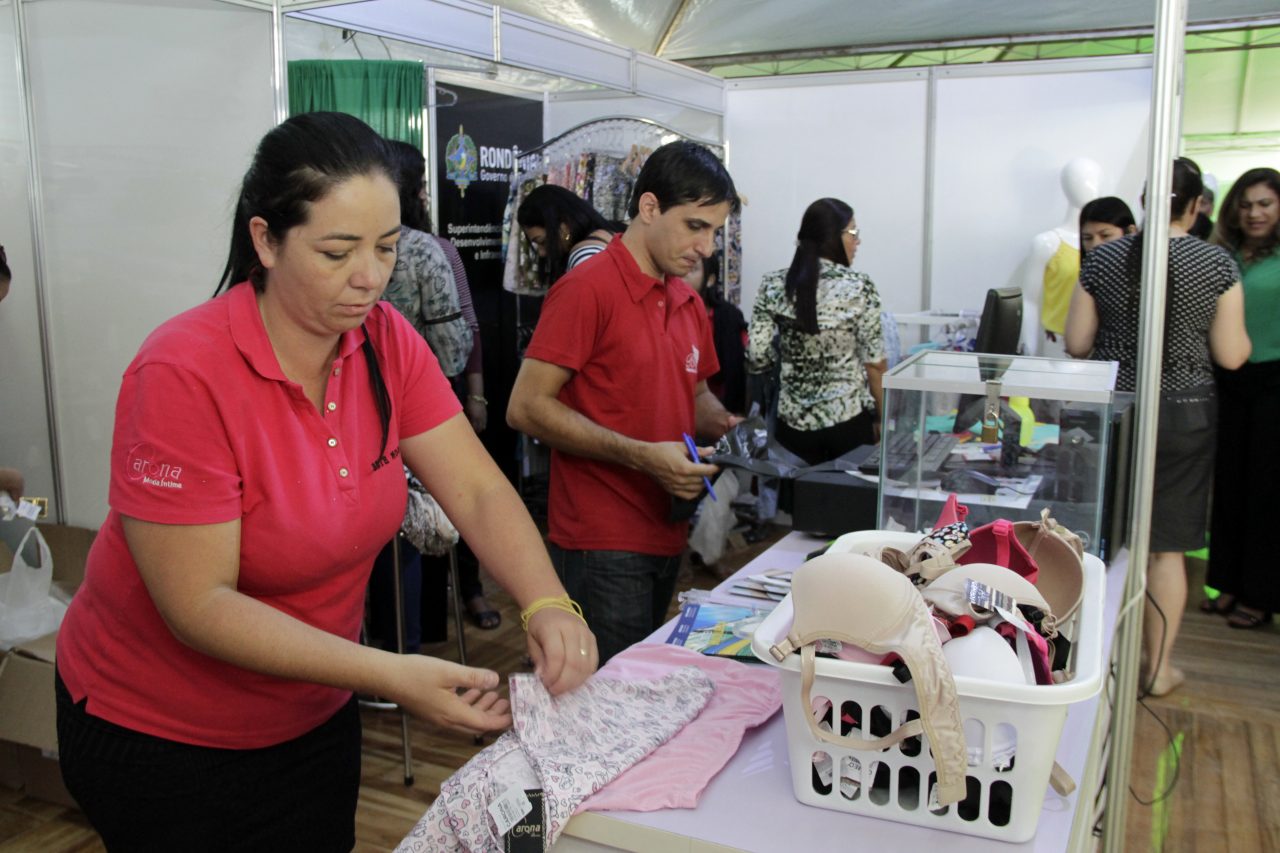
xmin=387 ymin=139 xmax=432 ymax=233
xmin=695 ymin=254 xmax=724 ymax=306
xmin=1169 ymin=156 xmax=1204 ymax=221
xmin=627 ymin=140 xmax=740 ymax=218
xmin=516 ymin=184 xmax=617 ymax=285
xmin=1213 ymin=166 xmax=1280 ymax=260
xmin=216 ymin=111 xmax=397 ymax=455
xmin=0 ymin=244 xmax=9 ymax=283
xmin=1078 ymin=196 xmax=1136 ymax=255
xmin=785 ymin=198 xmax=854 ymax=335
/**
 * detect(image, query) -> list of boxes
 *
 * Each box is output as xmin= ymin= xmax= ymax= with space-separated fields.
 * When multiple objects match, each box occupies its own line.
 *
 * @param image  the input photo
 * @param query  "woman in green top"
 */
xmin=1205 ymin=167 xmax=1280 ymax=629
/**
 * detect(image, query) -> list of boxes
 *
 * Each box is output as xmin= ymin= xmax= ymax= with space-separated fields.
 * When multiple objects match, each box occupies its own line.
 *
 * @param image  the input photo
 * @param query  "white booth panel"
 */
xmin=289 ymin=0 xmax=496 ymax=61
xmin=25 ymin=0 xmax=275 ymax=527
xmin=633 ymin=55 xmax=725 ymax=115
xmin=726 ymin=73 xmax=929 ymax=318
xmin=929 ymin=61 xmax=1152 ymax=316
xmin=499 ymin=10 xmax=632 ymax=91
xmin=0 ymin=1 xmax=55 ymax=509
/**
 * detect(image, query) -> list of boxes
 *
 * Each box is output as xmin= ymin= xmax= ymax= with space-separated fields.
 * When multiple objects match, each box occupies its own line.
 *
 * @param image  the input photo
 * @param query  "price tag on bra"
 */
xmin=964 ymin=578 xmax=1016 ymax=615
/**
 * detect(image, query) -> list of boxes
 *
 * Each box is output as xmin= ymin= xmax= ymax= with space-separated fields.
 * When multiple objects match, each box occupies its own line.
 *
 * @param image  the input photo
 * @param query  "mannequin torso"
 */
xmin=1020 ymin=158 xmax=1103 ymax=356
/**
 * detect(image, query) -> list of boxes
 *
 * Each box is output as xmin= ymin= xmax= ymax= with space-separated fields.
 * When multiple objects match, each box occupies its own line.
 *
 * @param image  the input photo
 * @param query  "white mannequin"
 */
xmin=1021 ymin=157 xmax=1104 ymax=356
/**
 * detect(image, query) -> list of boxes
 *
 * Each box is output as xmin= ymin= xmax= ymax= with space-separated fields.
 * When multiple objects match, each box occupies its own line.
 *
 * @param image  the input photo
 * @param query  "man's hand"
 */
xmin=640 ymin=442 xmax=718 ymax=500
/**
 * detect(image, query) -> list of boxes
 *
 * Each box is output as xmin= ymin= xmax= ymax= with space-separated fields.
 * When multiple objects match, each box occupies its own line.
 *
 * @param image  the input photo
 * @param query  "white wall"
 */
xmin=0 ymin=0 xmax=51 ymax=511
xmin=725 ymin=59 xmax=1153 ymax=333
xmin=0 ymin=0 xmax=275 ymax=527
xmin=929 ymin=62 xmax=1151 ymax=314
xmin=726 ymin=71 xmax=930 ymax=317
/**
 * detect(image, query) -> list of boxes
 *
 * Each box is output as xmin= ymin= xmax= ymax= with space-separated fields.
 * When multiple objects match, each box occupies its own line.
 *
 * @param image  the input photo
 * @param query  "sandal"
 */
xmin=466 ymin=595 xmax=501 ymax=630
xmin=1226 ymin=606 xmax=1273 ymax=630
xmin=1199 ymin=593 xmax=1236 ymax=615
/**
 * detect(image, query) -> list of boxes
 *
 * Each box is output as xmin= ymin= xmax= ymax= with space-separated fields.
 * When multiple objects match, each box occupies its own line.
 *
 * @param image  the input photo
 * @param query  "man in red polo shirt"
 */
xmin=508 ymin=141 xmax=741 ymax=662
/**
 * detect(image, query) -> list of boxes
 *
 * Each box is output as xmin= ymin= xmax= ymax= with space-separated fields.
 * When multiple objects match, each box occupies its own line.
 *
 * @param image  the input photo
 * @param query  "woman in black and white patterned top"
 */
xmin=747 ymin=198 xmax=886 ymax=465
xmin=1066 ymin=157 xmax=1251 ymax=699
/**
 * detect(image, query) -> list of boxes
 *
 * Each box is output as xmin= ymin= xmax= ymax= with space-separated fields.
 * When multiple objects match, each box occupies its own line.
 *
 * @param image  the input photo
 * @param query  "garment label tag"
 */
xmin=503 ymin=790 xmax=544 ymax=853
xmin=488 ymin=785 xmax=533 ymax=837
xmin=816 ymin=638 xmax=842 ymax=655
xmin=965 ymin=579 xmax=1015 ymax=615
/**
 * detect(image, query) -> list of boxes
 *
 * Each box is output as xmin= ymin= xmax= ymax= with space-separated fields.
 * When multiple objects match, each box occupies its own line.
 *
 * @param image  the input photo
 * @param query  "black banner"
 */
xmin=434 ymin=86 xmax=543 ymax=483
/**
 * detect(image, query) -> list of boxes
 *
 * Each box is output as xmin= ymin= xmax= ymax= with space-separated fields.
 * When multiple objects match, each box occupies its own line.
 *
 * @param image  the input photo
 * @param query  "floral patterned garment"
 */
xmin=395 ymin=667 xmax=714 ymax=853
xmin=383 ymin=227 xmax=472 ymax=377
xmin=747 ymin=258 xmax=885 ymax=431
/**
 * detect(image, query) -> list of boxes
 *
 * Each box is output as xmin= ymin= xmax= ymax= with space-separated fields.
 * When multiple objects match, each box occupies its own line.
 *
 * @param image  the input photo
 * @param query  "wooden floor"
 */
xmin=1 ymin=541 xmax=1276 ymax=853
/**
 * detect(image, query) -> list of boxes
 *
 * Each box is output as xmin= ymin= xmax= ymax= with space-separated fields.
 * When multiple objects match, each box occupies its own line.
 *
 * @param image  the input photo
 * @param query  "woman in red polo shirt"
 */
xmin=54 ymin=112 xmax=596 ymax=851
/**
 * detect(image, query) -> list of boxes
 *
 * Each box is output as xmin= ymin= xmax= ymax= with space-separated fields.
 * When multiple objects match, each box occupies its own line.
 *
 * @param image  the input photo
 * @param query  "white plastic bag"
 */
xmin=687 ymin=469 xmax=742 ymax=566
xmin=0 ymin=522 xmax=66 ymax=648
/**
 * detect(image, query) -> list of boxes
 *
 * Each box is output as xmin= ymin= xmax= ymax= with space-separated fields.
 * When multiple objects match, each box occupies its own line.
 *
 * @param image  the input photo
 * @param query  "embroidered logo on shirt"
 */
xmin=685 ymin=344 xmax=700 ymax=374
xmin=127 ymin=443 xmax=184 ymax=490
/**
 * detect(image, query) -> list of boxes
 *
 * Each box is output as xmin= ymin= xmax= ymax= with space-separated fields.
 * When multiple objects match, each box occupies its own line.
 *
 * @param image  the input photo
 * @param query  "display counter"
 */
xmin=554 ymin=531 xmax=1125 ymax=853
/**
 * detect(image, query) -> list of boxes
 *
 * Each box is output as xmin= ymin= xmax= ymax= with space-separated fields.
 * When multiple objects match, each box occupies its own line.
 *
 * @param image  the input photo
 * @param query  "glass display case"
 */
xmin=877 ymin=350 xmax=1118 ymax=554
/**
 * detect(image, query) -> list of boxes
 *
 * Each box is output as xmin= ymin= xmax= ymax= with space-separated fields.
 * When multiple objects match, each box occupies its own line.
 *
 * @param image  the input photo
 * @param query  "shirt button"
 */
xmin=657 ymin=299 xmax=665 ymax=308
xmin=333 ymin=368 xmax=341 ymax=377
xmin=338 ymin=467 xmax=349 ymax=478
xmin=327 ymin=438 xmax=338 ymax=448
xmin=327 ymin=401 xmax=337 ymax=412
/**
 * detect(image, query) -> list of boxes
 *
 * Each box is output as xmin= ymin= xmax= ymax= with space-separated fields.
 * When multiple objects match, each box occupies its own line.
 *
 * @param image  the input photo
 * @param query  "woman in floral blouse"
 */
xmin=747 ymin=198 xmax=886 ymax=465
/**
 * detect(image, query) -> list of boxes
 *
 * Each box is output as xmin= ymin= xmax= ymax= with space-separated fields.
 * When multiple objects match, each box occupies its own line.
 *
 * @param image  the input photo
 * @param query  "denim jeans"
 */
xmin=547 ymin=545 xmax=681 ymax=663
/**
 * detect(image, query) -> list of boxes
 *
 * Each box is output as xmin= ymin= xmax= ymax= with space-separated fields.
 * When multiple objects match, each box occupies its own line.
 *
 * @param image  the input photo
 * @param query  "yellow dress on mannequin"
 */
xmin=1040 ymin=240 xmax=1080 ymax=336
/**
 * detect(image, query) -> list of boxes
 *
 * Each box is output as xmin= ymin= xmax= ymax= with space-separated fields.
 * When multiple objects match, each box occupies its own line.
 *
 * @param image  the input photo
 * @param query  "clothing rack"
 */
xmin=513 ymin=115 xmax=724 ymax=165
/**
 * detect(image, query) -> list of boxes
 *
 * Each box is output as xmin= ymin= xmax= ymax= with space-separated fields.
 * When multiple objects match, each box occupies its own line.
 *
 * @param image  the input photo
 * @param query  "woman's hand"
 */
xmin=387 ymin=655 xmax=512 ymax=735
xmin=526 ymin=607 xmax=598 ymax=695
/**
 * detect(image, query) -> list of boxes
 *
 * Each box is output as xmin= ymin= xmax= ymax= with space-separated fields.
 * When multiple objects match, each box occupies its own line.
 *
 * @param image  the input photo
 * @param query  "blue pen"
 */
xmin=682 ymin=432 xmax=717 ymax=501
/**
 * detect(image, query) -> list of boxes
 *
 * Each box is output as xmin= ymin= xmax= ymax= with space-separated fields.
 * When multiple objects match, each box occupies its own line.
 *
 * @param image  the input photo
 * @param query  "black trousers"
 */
xmin=55 ymin=669 xmax=361 ymax=853
xmin=1206 ymin=359 xmax=1280 ymax=612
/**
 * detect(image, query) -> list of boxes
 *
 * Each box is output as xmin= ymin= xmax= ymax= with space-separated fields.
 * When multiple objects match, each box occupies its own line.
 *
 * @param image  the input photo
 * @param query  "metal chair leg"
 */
xmin=447 ymin=545 xmax=468 ymax=667
xmin=391 ymin=536 xmax=415 ymax=787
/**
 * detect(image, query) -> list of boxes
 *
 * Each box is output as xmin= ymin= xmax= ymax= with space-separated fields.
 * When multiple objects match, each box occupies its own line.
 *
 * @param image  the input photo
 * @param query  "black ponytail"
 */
xmin=784 ymin=198 xmax=853 ymax=335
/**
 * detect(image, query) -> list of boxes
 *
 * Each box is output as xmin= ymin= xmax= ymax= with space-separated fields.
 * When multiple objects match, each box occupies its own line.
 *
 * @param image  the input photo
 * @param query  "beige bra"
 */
xmin=769 ymin=552 xmax=969 ymax=807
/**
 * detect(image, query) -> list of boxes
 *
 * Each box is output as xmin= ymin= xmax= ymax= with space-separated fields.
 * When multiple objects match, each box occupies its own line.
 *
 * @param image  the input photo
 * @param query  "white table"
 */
xmin=555 ymin=532 xmax=1126 ymax=853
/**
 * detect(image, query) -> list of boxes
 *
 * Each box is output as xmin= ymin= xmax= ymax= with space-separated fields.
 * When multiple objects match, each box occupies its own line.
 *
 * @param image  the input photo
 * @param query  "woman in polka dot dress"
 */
xmin=1065 ymin=157 xmax=1251 ymax=698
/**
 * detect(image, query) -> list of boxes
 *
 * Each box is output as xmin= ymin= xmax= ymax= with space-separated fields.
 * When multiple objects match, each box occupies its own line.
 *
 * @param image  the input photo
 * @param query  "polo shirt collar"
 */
xmin=226 ymin=281 xmax=366 ymax=381
xmin=607 ymin=235 xmax=695 ymax=310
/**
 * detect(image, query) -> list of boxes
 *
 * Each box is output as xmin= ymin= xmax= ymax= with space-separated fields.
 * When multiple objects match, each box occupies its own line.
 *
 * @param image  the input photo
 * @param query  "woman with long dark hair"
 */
xmin=746 ymin=197 xmax=886 ymax=464
xmin=1203 ymin=167 xmax=1280 ymax=629
xmin=516 ymin=184 xmax=619 ymax=287
xmin=54 ymin=112 xmax=596 ymax=850
xmin=1066 ymin=157 xmax=1251 ymax=696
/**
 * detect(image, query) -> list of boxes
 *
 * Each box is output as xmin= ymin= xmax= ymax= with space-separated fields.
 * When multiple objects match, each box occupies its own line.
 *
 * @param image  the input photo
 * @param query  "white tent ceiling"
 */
xmin=485 ymin=0 xmax=1280 ymax=61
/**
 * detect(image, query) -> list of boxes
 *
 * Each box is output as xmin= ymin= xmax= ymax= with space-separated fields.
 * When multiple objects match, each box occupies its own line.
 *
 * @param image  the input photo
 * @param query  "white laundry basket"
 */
xmin=751 ymin=530 xmax=1104 ymax=843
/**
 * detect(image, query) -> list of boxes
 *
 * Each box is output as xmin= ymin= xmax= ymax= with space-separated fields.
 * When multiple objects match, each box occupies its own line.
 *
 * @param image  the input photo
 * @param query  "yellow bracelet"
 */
xmin=520 ymin=594 xmax=585 ymax=632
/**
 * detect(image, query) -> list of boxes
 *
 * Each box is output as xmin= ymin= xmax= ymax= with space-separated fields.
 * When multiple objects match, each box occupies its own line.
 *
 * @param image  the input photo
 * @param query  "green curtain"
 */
xmin=288 ymin=60 xmax=424 ymax=149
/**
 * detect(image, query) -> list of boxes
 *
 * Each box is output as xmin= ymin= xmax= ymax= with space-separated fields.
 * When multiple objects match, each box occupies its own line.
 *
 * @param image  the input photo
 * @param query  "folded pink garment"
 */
xmin=578 ymin=643 xmax=782 ymax=813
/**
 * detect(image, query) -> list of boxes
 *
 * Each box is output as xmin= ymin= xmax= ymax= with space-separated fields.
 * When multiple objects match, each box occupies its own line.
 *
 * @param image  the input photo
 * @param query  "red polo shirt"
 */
xmin=524 ymin=236 xmax=718 ymax=556
xmin=57 ymin=283 xmax=459 ymax=748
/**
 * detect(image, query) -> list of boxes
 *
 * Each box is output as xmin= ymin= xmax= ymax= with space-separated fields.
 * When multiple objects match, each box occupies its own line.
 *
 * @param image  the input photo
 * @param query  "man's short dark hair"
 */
xmin=627 ymin=140 xmax=740 ymax=219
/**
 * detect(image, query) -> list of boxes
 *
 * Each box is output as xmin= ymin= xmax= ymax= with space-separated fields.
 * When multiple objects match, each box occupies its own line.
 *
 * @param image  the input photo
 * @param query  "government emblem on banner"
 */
xmin=445 ymin=125 xmax=478 ymax=198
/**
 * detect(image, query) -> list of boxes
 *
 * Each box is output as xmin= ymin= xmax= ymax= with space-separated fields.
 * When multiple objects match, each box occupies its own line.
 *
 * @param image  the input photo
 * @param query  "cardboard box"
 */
xmin=0 ymin=522 xmax=95 ymax=808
